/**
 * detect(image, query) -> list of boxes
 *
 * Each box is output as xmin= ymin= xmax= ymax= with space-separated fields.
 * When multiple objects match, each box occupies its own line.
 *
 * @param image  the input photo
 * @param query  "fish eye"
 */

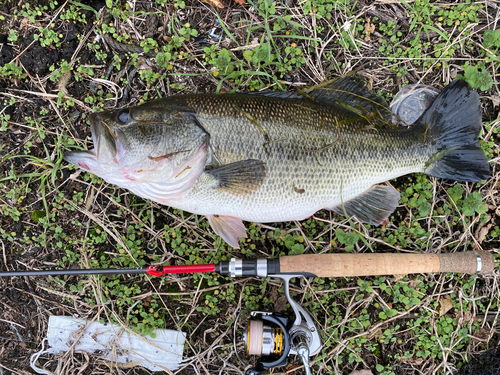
xmin=117 ymin=110 xmax=130 ymax=124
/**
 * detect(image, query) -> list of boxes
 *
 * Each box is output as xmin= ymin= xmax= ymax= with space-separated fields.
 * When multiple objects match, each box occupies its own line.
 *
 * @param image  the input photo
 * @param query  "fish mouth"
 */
xmin=89 ymin=113 xmax=120 ymax=163
xmin=63 ymin=113 xmax=122 ymax=170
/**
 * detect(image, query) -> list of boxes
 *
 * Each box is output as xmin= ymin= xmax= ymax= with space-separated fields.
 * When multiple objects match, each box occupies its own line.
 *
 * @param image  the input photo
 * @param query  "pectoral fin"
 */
xmin=208 ymin=214 xmax=247 ymax=249
xmin=332 ymin=185 xmax=400 ymax=225
xmin=206 ymin=159 xmax=267 ymax=195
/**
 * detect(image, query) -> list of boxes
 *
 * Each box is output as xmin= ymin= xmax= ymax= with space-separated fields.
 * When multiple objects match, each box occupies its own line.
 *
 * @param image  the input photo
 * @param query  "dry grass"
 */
xmin=0 ymin=0 xmax=499 ymax=374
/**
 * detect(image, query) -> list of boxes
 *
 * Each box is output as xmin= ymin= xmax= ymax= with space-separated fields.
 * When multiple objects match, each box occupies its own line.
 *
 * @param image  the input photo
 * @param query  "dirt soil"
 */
xmin=0 ymin=1 xmax=499 ymax=375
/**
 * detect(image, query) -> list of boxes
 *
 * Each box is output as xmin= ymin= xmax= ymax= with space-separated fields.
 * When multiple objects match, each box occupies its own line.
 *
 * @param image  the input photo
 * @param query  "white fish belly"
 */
xmin=169 ymin=161 xmax=423 ymax=223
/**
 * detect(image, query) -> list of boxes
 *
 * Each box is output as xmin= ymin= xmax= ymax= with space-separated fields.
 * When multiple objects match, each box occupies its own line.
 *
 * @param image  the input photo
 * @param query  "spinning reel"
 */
xmin=236 ymin=275 xmax=322 ymax=375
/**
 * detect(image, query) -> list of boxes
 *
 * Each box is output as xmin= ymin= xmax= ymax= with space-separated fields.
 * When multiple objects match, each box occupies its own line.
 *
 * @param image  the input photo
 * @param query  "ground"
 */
xmin=0 ymin=0 xmax=499 ymax=374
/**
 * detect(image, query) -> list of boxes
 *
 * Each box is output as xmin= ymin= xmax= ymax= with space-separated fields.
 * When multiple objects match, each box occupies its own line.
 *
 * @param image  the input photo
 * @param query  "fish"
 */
xmin=64 ymin=77 xmax=490 ymax=248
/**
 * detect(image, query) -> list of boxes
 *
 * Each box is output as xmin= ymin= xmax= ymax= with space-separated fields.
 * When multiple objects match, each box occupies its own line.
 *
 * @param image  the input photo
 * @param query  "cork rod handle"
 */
xmin=279 ymin=251 xmax=495 ymax=277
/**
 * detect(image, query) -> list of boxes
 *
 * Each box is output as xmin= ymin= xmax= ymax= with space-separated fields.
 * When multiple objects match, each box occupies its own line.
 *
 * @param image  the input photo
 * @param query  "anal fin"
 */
xmin=207 ymin=159 xmax=267 ymax=195
xmin=332 ymin=185 xmax=400 ymax=225
xmin=208 ymin=215 xmax=247 ymax=248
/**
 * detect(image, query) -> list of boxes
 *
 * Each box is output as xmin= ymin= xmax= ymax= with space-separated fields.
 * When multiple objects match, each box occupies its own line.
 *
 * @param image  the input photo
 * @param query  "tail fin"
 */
xmin=420 ymin=79 xmax=489 ymax=182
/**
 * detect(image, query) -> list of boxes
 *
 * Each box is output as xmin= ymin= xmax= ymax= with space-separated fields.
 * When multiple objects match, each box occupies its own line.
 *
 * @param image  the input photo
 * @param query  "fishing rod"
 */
xmin=1 ymin=251 xmax=496 ymax=375
xmin=1 ymin=250 xmax=494 ymax=279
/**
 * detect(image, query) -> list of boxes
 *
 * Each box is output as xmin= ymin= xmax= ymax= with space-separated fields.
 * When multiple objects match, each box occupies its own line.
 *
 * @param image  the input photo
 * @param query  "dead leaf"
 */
xmin=349 ymin=370 xmax=374 ymax=375
xmin=201 ymin=0 xmax=224 ymax=8
xmin=489 ymin=95 xmax=500 ymax=107
xmin=474 ymin=327 xmax=491 ymax=340
xmin=454 ymin=309 xmax=473 ymax=323
xmin=393 ymin=274 xmax=406 ymax=282
xmin=369 ymin=328 xmax=383 ymax=341
xmin=269 ymin=286 xmax=279 ymax=303
xmin=408 ymin=277 xmax=421 ymax=289
xmin=234 ymin=0 xmax=245 ymax=4
xmin=20 ymin=18 xmax=30 ymax=30
xmin=400 ymin=357 xmax=424 ymax=365
xmin=438 ymin=295 xmax=453 ymax=317
xmin=284 ymin=363 xmax=297 ymax=372
xmin=364 ymin=17 xmax=375 ymax=41
xmin=274 ymin=295 xmax=287 ymax=313
xmin=474 ymin=214 xmax=492 ymax=244
xmin=58 ymin=70 xmax=71 ymax=97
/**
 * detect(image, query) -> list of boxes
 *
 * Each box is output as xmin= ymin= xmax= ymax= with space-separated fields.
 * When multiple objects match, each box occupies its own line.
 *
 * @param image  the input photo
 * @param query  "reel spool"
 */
xmin=246 ymin=319 xmax=284 ymax=356
xmin=242 ymin=312 xmax=292 ymax=375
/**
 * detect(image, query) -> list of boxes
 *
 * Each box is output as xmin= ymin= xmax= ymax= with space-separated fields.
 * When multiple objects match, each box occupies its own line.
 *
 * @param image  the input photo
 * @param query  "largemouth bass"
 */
xmin=64 ymin=77 xmax=489 ymax=248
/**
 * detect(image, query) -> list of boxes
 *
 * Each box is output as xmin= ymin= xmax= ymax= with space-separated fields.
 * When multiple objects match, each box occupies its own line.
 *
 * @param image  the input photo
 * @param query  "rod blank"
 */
xmin=0 ymin=267 xmax=147 ymax=277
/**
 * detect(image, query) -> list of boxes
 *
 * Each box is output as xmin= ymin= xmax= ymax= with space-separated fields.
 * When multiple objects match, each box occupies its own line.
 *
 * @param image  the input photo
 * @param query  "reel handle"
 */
xmin=279 ymin=251 xmax=495 ymax=277
xmin=293 ymin=334 xmax=312 ymax=375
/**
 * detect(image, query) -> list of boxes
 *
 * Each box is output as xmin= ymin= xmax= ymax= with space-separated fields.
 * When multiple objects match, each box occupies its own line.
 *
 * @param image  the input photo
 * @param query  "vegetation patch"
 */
xmin=0 ymin=0 xmax=498 ymax=374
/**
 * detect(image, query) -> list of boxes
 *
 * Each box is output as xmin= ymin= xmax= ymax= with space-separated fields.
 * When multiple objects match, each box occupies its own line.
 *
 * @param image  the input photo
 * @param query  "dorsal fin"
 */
xmin=301 ymin=76 xmax=393 ymax=127
xmin=243 ymin=91 xmax=303 ymax=99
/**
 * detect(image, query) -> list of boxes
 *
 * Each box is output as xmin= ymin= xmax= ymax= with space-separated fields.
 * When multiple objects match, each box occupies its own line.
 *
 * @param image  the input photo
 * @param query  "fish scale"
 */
xmin=169 ymin=93 xmax=428 ymax=223
xmin=64 ymin=77 xmax=489 ymax=248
